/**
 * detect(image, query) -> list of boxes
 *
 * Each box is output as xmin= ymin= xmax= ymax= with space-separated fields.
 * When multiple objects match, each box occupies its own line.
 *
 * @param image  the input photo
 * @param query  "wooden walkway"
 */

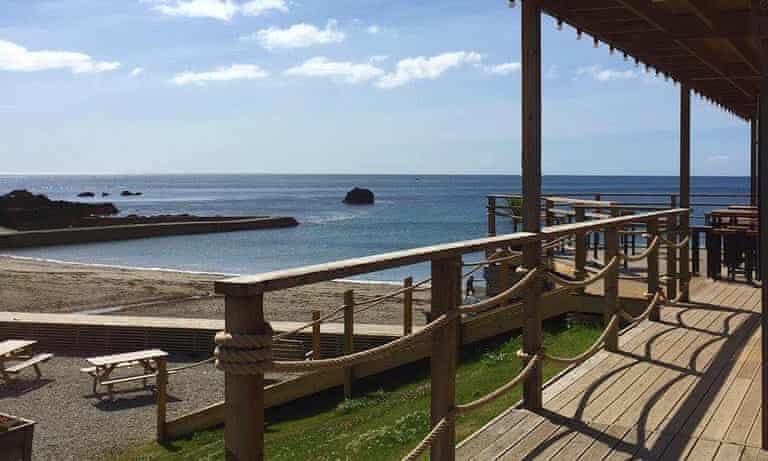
xmin=458 ymin=278 xmax=766 ymax=460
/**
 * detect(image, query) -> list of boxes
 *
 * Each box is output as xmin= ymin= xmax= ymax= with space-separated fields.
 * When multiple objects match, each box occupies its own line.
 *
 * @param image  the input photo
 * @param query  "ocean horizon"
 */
xmin=0 ymin=174 xmax=751 ymax=282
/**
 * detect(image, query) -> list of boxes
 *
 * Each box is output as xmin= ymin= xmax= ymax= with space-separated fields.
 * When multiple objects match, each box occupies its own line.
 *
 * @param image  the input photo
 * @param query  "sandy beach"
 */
xmin=0 ymin=255 xmax=432 ymax=326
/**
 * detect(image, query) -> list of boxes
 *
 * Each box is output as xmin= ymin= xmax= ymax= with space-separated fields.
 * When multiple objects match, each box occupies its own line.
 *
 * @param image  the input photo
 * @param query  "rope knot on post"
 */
xmin=214 ymin=325 xmax=274 ymax=375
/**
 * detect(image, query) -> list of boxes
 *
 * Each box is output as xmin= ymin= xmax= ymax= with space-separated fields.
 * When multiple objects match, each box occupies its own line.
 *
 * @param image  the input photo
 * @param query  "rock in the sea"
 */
xmin=77 ymin=192 xmax=95 ymax=198
xmin=102 ymin=192 xmax=110 ymax=197
xmin=0 ymin=189 xmax=119 ymax=230
xmin=343 ymin=187 xmax=375 ymax=205
xmin=120 ymin=190 xmax=143 ymax=197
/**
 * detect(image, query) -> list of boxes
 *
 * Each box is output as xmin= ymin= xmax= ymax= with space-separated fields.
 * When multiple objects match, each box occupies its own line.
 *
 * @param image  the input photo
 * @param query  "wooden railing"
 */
xmin=211 ymin=207 xmax=689 ymax=461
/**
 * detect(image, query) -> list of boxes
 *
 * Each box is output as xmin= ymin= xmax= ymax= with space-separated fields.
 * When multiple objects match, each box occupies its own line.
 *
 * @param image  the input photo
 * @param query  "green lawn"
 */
xmin=113 ymin=317 xmax=601 ymax=461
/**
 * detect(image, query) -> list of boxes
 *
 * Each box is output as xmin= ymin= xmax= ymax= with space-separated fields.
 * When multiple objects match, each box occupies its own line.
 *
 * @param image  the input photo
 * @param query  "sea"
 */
xmin=0 ymin=175 xmax=750 ymax=282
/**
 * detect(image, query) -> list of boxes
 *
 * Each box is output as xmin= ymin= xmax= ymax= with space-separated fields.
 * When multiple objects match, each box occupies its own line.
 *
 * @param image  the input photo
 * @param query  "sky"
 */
xmin=0 ymin=0 xmax=752 ymax=176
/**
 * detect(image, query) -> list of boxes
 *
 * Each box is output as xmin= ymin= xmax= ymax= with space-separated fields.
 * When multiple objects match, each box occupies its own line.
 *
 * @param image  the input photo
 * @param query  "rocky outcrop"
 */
xmin=0 ymin=190 xmax=119 ymax=230
xmin=120 ymin=190 xmax=142 ymax=197
xmin=77 ymin=192 xmax=95 ymax=198
xmin=343 ymin=187 xmax=374 ymax=205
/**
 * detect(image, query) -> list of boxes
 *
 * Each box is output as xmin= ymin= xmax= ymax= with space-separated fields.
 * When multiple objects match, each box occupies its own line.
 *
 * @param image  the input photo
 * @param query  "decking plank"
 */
xmin=458 ymin=280 xmax=766 ymax=461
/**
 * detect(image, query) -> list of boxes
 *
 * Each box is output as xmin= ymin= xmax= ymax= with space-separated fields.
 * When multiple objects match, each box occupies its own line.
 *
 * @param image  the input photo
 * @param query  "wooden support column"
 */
xmin=312 ymin=310 xmax=322 ymax=360
xmin=430 ymin=256 xmax=461 ymax=461
xmin=574 ymin=207 xmax=587 ymax=294
xmin=680 ymin=85 xmax=691 ymax=303
xmin=403 ymin=277 xmax=413 ymax=336
xmin=604 ymin=226 xmax=619 ymax=352
xmin=752 ymin=118 xmax=759 ymax=207
xmin=156 ymin=356 xmax=168 ymax=443
xmin=521 ymin=0 xmax=543 ymax=412
xmin=667 ymin=195 xmax=678 ymax=302
xmin=224 ymin=293 xmax=266 ymax=461
xmin=753 ymin=1 xmax=768 ymax=449
xmin=647 ymin=218 xmax=661 ymax=322
xmin=487 ymin=196 xmax=497 ymax=237
xmin=343 ymin=290 xmax=354 ymax=399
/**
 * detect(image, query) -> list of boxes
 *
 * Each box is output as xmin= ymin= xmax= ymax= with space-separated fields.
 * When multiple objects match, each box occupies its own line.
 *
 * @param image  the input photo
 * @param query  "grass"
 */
xmin=113 ymin=316 xmax=602 ymax=461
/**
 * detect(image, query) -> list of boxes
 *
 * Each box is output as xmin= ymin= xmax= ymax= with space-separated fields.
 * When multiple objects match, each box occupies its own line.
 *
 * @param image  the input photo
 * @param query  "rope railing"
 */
xmin=619 ymin=235 xmax=660 ymax=262
xmin=454 ymin=354 xmax=541 ymax=414
xmin=215 ymin=311 xmax=458 ymax=375
xmin=273 ymin=276 xmax=432 ymax=341
xmin=656 ymin=234 xmax=691 ymax=249
xmin=526 ymin=314 xmax=620 ymax=365
xmin=462 ymin=249 xmax=523 ymax=268
xmin=543 ymin=256 xmax=620 ymax=289
xmin=400 ymin=415 xmax=453 ymax=461
xmin=460 ymin=268 xmax=541 ymax=314
xmin=617 ymin=290 xmax=663 ymax=324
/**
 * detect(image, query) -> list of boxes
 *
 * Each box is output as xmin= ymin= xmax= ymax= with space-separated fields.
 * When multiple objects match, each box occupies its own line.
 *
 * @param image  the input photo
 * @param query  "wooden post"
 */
xmin=604 ymin=226 xmax=619 ymax=352
xmin=679 ymin=85 xmax=691 ymax=303
xmin=343 ymin=290 xmax=354 ymax=399
xmin=499 ymin=255 xmax=510 ymax=291
xmin=593 ymin=194 xmax=601 ymax=259
xmin=403 ymin=277 xmax=413 ymax=336
xmin=156 ymin=356 xmax=168 ymax=443
xmin=224 ymin=293 xmax=266 ymax=461
xmin=752 ymin=118 xmax=759 ymax=207
xmin=574 ymin=207 xmax=587 ymax=294
xmin=521 ymin=0 xmax=543 ymax=412
xmin=667 ymin=196 xmax=678 ymax=302
xmin=430 ymin=256 xmax=461 ymax=461
xmin=312 ymin=310 xmax=321 ymax=360
xmin=647 ymin=218 xmax=661 ymax=322
xmin=487 ymin=196 xmax=497 ymax=237
xmin=753 ymin=1 xmax=768 ymax=449
xmin=545 ymin=198 xmax=554 ymax=261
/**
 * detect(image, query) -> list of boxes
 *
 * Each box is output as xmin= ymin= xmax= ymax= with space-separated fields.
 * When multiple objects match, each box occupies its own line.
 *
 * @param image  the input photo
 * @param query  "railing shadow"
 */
xmin=519 ymin=295 xmax=760 ymax=460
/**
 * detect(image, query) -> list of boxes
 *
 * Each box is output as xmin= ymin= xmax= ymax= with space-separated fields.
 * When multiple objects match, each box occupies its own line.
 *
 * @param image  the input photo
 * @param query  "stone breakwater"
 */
xmin=0 ymin=216 xmax=298 ymax=249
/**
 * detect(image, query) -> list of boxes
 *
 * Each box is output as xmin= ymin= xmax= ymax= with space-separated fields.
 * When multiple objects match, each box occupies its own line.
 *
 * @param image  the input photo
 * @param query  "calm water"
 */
xmin=0 ymin=175 xmax=750 ymax=281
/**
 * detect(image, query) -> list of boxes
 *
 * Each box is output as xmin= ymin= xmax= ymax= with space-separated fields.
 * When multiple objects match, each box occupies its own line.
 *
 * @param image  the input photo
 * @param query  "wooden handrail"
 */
xmin=216 ymin=208 xmax=688 ymax=296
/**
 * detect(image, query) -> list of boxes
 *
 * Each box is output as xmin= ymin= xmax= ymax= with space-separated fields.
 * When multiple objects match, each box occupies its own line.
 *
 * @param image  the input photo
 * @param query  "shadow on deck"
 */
xmin=457 ymin=278 xmax=766 ymax=460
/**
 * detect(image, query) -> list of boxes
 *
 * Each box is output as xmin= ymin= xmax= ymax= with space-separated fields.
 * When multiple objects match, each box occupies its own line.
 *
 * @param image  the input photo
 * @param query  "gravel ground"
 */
xmin=0 ymin=354 xmax=227 ymax=461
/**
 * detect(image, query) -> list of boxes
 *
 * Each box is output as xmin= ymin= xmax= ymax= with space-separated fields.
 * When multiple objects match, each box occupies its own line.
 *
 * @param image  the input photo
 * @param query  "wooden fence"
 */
xmin=208 ymin=207 xmax=689 ymax=460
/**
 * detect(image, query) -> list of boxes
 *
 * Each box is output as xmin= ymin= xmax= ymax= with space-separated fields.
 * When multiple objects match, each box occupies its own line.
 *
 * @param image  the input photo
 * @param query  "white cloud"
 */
xmin=149 ymin=0 xmax=239 ymax=21
xmin=545 ymin=64 xmax=558 ymax=80
xmin=376 ymin=51 xmax=483 ymax=89
xmin=0 ymin=40 xmax=120 ymax=74
xmin=576 ymin=64 xmax=636 ymax=82
xmin=130 ymin=67 xmax=144 ymax=76
xmin=366 ymin=25 xmax=381 ymax=35
xmin=369 ymin=55 xmax=388 ymax=63
xmin=170 ymin=63 xmax=268 ymax=85
xmin=285 ymin=57 xmax=383 ymax=84
xmin=143 ymin=0 xmax=287 ymax=21
xmin=241 ymin=0 xmax=288 ymax=16
xmin=244 ymin=20 xmax=345 ymax=50
xmin=484 ymin=62 xmax=520 ymax=75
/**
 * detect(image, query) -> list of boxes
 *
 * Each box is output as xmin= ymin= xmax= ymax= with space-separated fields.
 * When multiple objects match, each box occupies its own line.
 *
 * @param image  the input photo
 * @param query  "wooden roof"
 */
xmin=537 ymin=0 xmax=759 ymax=120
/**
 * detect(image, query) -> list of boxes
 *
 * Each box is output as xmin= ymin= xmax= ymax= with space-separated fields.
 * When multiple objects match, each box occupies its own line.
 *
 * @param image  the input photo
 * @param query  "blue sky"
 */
xmin=0 ymin=0 xmax=751 ymax=175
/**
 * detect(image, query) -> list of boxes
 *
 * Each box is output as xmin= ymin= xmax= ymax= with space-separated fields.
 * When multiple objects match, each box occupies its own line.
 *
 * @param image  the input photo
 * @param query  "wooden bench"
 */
xmin=3 ymin=353 xmax=53 ymax=380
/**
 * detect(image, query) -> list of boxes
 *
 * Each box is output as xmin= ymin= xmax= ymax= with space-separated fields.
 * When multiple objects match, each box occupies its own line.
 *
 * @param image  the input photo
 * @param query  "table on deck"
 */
xmin=705 ymin=209 xmax=758 ymax=282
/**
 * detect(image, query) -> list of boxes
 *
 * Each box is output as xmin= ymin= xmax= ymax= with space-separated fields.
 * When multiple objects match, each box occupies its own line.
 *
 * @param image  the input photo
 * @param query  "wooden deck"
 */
xmin=458 ymin=278 xmax=766 ymax=460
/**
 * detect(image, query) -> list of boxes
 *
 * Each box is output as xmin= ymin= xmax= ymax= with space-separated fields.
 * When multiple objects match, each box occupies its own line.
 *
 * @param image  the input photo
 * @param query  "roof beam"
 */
xmin=679 ymin=0 xmax=760 ymax=74
xmin=612 ymin=0 xmax=755 ymax=99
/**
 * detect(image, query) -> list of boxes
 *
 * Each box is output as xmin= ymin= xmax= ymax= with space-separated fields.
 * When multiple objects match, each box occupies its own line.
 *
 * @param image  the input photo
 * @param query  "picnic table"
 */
xmin=0 ymin=340 xmax=53 ymax=383
xmin=82 ymin=349 xmax=169 ymax=399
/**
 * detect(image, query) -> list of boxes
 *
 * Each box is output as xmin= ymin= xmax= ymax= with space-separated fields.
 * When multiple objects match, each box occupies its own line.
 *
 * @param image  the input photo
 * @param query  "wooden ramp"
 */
xmin=458 ymin=279 xmax=766 ymax=460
